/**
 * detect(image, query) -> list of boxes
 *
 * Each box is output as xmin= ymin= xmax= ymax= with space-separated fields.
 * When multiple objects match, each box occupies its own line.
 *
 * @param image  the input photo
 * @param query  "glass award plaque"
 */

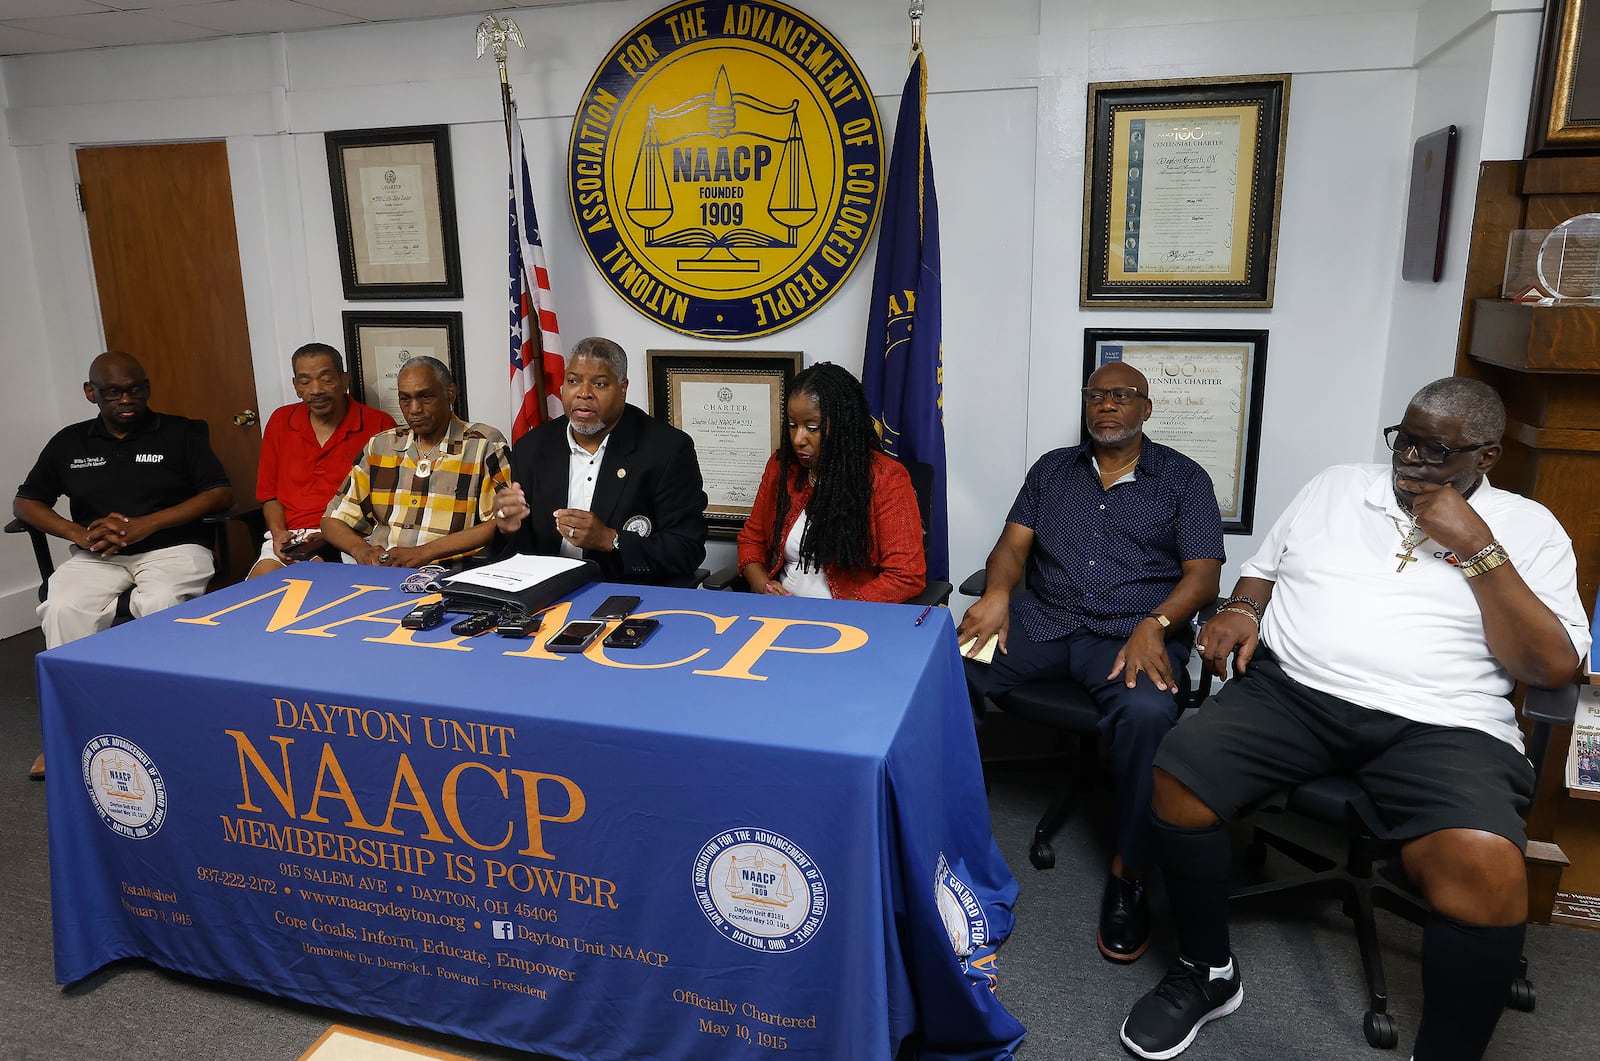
xmin=1536 ymin=214 xmax=1600 ymax=301
xmin=1503 ymin=229 xmax=1552 ymax=301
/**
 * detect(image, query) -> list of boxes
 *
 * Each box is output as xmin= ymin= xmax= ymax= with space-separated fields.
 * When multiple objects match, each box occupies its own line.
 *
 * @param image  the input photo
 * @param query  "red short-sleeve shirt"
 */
xmin=256 ymin=399 xmax=395 ymax=528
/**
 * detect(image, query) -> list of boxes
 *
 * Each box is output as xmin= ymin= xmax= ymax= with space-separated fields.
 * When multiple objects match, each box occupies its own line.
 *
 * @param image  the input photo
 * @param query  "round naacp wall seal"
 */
xmin=692 ymin=827 xmax=827 ymax=952
xmin=569 ymin=0 xmax=884 ymax=339
xmin=82 ymin=733 xmax=168 ymax=840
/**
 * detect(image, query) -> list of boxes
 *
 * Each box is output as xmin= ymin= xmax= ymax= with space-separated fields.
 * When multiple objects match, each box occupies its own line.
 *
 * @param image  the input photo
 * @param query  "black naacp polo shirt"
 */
xmin=16 ymin=412 xmax=230 ymax=555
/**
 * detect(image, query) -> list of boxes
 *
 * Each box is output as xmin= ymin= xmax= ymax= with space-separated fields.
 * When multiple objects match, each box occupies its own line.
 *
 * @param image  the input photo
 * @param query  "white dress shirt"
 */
xmin=561 ymin=427 xmax=612 ymax=559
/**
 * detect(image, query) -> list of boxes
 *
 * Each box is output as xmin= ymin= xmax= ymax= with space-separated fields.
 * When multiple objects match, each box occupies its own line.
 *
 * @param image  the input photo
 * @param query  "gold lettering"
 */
xmin=695 ymin=617 xmax=869 ymax=681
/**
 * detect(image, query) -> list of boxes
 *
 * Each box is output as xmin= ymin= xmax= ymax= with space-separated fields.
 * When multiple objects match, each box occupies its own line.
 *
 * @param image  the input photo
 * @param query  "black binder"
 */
xmin=439 ymin=557 xmax=598 ymax=616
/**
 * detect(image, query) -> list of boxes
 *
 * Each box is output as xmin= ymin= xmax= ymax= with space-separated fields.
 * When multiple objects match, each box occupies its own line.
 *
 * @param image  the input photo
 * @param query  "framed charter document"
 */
xmin=326 ymin=126 xmax=463 ymax=300
xmin=342 ymin=311 xmax=468 ymax=425
xmin=646 ymin=349 xmax=802 ymax=539
xmin=1084 ymin=328 xmax=1269 ymax=534
xmin=1529 ymin=0 xmax=1600 ymax=153
xmin=1082 ymin=75 xmax=1290 ymax=308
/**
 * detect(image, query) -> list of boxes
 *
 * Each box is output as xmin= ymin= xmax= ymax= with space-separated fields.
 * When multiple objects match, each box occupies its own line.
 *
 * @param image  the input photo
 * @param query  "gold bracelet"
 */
xmin=1217 ymin=606 xmax=1260 ymax=626
xmin=1459 ymin=540 xmax=1509 ymax=578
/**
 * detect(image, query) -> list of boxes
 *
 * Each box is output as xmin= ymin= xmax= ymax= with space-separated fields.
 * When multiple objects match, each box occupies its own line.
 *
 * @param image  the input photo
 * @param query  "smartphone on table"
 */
xmin=602 ymin=618 xmax=660 ymax=649
xmin=548 ymin=619 xmax=606 ymax=653
xmin=590 ymin=594 xmax=641 ymax=620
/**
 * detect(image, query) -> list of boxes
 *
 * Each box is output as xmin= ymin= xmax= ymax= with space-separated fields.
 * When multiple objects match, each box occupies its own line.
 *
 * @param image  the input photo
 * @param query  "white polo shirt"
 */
xmin=1243 ymin=464 xmax=1590 ymax=751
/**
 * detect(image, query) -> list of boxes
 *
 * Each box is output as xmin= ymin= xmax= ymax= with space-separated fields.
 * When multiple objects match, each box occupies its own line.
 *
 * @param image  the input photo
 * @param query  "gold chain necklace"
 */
xmin=1098 ymin=453 xmax=1139 ymax=481
xmin=414 ymin=440 xmax=444 ymax=480
xmin=1389 ymin=515 xmax=1428 ymax=572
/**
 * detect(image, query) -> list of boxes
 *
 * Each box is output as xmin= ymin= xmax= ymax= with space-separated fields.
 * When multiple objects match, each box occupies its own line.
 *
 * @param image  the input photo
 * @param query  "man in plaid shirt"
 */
xmin=321 ymin=356 xmax=511 ymax=569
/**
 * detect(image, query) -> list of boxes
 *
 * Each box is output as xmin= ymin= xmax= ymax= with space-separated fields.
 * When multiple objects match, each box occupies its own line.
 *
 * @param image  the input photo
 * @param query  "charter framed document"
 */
xmin=1082 ymin=75 xmax=1290 ymax=308
xmin=1085 ymin=328 xmax=1269 ymax=534
xmin=326 ymin=126 xmax=463 ymax=300
xmin=646 ymin=349 xmax=802 ymax=538
xmin=342 ymin=311 xmax=468 ymax=425
xmin=1529 ymin=0 xmax=1600 ymax=153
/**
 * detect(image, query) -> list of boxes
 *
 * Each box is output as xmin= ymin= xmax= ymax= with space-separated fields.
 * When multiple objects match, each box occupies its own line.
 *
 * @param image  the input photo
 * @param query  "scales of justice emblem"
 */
xmin=626 ymin=64 xmax=817 ymax=275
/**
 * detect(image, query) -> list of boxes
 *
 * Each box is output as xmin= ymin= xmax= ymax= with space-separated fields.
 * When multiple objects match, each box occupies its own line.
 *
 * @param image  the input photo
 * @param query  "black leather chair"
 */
xmin=1228 ymin=682 xmax=1576 ymax=1049
xmin=703 ymin=458 xmax=954 ymax=607
xmin=965 ymin=568 xmax=1213 ymax=870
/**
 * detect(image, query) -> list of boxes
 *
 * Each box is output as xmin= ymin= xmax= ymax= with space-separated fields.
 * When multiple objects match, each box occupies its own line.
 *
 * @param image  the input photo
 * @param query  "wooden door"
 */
xmin=76 ymin=142 xmax=261 ymax=503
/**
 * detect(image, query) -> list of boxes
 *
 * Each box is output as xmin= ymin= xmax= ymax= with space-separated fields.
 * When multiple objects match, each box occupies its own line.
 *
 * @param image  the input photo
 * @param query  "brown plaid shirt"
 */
xmin=324 ymin=418 xmax=511 ymax=565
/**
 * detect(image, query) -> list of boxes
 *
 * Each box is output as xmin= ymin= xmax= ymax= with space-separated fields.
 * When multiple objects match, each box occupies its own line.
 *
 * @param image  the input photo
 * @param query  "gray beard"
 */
xmin=1088 ymin=423 xmax=1141 ymax=447
xmin=571 ymin=417 xmax=610 ymax=437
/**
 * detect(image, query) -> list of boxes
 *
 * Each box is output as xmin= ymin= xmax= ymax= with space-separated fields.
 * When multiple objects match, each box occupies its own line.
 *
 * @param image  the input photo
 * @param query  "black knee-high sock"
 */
xmin=1412 ymin=915 xmax=1525 ymax=1061
xmin=1153 ymin=816 xmax=1232 ymax=967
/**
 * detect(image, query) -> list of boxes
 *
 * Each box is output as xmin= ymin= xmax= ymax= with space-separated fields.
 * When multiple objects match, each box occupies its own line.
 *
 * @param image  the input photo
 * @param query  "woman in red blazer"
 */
xmin=736 ymin=362 xmax=926 ymax=603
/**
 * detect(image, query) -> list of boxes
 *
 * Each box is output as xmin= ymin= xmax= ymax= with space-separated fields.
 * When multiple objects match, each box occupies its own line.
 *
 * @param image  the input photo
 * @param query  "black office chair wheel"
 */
xmin=1363 ymin=1011 xmax=1398 ymax=1049
xmin=1028 ymin=840 xmax=1056 ymax=870
xmin=1507 ymin=977 xmax=1535 ymax=1012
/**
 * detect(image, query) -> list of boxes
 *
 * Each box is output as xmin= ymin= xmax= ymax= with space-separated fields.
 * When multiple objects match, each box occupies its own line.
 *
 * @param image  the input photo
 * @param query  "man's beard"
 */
xmin=1088 ymin=423 xmax=1140 ymax=447
xmin=571 ymin=416 xmax=610 ymax=437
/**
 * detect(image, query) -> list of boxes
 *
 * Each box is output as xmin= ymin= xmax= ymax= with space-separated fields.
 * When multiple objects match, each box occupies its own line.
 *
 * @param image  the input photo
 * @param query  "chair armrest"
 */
xmin=911 ymin=580 xmax=952 ymax=608
xmin=1522 ymin=682 xmax=1579 ymax=726
xmin=4 ymin=518 xmax=25 ymax=534
xmin=701 ymin=562 xmax=745 ymax=592
xmin=958 ymin=569 xmax=987 ymax=597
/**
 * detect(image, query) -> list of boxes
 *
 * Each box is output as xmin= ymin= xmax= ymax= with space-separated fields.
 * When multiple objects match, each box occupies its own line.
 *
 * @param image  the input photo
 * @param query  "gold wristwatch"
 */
xmin=1145 ymin=612 xmax=1171 ymax=629
xmin=1459 ymin=541 xmax=1509 ymax=577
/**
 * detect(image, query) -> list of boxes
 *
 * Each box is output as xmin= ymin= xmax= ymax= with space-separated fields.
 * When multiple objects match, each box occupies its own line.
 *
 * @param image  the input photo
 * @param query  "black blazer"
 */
xmin=498 ymin=404 xmax=708 ymax=585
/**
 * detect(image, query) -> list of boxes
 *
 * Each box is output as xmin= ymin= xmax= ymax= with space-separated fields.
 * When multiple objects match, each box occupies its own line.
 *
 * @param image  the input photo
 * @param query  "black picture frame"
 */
xmin=1082 ymin=74 xmax=1290 ymax=308
xmin=342 ymin=311 xmax=468 ymax=424
xmin=326 ymin=125 xmax=463 ymax=300
xmin=1084 ymin=328 xmax=1269 ymax=534
xmin=645 ymin=349 xmax=803 ymax=539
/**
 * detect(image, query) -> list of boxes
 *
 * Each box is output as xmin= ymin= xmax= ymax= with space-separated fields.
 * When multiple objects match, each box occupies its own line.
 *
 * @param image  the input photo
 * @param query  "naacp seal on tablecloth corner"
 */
xmin=568 ymin=0 xmax=884 ymax=339
xmin=692 ymin=827 xmax=828 ymax=952
xmin=82 ymin=733 xmax=168 ymax=840
xmin=935 ymin=852 xmax=990 ymax=969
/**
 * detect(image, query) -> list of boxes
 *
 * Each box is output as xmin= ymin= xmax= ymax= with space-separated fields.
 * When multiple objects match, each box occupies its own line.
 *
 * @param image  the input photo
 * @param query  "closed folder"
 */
xmin=440 ymin=554 xmax=598 ymax=615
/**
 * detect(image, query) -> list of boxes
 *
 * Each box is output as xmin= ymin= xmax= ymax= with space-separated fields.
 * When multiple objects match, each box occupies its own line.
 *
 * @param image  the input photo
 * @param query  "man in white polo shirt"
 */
xmin=1119 ymin=377 xmax=1589 ymax=1061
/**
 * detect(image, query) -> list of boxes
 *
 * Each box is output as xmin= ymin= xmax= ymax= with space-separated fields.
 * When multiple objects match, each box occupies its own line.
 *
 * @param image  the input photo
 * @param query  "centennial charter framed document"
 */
xmin=646 ymin=349 xmax=802 ymax=538
xmin=326 ymin=126 xmax=463 ymax=300
xmin=342 ymin=311 xmax=468 ymax=425
xmin=1085 ymin=328 xmax=1269 ymax=534
xmin=1082 ymin=75 xmax=1290 ymax=308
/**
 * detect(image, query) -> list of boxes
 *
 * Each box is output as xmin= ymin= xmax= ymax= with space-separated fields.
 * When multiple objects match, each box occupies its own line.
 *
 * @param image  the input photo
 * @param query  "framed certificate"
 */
xmin=1529 ymin=0 xmax=1600 ymax=153
xmin=326 ymin=126 xmax=463 ymax=300
xmin=1082 ymin=75 xmax=1290 ymax=307
xmin=342 ymin=311 xmax=468 ymax=425
xmin=645 ymin=349 xmax=802 ymax=538
xmin=1085 ymin=328 xmax=1269 ymax=534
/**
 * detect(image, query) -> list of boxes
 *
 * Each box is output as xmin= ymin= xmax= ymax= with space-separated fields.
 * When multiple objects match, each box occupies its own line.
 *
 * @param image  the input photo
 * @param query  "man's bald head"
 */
xmin=83 ymin=351 xmax=152 ymax=436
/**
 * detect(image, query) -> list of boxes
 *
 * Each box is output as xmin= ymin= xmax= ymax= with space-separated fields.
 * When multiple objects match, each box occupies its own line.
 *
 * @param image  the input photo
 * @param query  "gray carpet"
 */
xmin=2 ymin=625 xmax=1596 ymax=1059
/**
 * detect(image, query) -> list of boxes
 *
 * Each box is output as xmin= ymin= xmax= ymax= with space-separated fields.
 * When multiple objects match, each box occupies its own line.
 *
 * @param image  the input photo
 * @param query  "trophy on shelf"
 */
xmin=1505 ymin=213 xmax=1600 ymax=304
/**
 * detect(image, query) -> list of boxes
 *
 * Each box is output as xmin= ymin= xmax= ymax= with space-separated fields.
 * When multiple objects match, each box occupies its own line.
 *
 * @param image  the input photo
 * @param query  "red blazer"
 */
xmin=736 ymin=450 xmax=926 ymax=603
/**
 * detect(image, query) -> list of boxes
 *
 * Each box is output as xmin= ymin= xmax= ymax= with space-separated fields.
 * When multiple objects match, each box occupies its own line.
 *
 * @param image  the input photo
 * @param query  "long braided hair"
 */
xmin=770 ymin=362 xmax=882 ymax=573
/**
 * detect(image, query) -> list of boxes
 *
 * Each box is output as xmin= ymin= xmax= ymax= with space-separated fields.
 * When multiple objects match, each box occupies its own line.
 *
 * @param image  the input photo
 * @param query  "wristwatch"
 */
xmin=610 ymin=533 xmax=621 ymax=553
xmin=1144 ymin=612 xmax=1170 ymax=629
xmin=1459 ymin=540 xmax=1509 ymax=578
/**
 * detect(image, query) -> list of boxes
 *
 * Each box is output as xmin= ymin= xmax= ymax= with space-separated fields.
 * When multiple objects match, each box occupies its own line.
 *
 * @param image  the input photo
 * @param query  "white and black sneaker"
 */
xmin=1119 ymin=954 xmax=1243 ymax=1059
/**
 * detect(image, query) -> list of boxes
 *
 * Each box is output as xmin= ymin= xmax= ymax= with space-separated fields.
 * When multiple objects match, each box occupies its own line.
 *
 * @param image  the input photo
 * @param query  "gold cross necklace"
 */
xmin=1390 ymin=515 xmax=1428 ymax=572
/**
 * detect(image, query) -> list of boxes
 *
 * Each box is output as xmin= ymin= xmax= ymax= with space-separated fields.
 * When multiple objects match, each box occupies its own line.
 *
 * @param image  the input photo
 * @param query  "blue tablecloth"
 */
xmin=42 ymin=565 xmax=1024 ymax=1060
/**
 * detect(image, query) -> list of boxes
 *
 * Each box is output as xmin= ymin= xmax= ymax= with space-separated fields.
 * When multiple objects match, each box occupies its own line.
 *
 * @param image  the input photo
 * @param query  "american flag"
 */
xmin=507 ymin=89 xmax=564 ymax=440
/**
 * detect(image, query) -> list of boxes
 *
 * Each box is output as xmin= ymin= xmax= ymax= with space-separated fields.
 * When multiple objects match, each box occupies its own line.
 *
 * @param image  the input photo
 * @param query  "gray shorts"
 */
xmin=1154 ymin=654 xmax=1535 ymax=852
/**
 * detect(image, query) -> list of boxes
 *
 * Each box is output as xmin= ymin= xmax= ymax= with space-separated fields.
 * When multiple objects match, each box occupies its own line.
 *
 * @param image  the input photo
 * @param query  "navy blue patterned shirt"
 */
xmin=1006 ymin=439 xmax=1225 ymax=642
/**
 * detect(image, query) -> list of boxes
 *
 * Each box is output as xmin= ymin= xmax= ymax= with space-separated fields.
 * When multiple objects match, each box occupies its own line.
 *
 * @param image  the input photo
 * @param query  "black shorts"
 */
xmin=1153 ymin=656 xmax=1535 ymax=852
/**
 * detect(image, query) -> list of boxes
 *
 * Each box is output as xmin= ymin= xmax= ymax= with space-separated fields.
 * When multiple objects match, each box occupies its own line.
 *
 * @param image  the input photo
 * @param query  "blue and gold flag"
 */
xmin=864 ymin=50 xmax=948 ymax=580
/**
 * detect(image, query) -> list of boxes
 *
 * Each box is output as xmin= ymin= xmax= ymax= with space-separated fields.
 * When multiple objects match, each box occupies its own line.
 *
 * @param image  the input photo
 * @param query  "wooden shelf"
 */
xmin=1468 ymin=299 xmax=1600 ymax=372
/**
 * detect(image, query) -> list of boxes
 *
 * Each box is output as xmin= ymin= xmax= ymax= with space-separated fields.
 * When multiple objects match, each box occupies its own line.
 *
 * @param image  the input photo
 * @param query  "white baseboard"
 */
xmin=0 ymin=584 xmax=42 ymax=641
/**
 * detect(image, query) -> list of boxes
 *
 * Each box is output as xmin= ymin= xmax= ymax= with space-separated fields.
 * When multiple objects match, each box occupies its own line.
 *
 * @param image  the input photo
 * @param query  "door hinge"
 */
xmin=75 ymin=182 xmax=84 ymax=212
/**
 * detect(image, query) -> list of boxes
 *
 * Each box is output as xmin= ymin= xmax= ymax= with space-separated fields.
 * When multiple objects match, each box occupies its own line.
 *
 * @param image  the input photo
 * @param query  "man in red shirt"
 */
xmin=248 ymin=343 xmax=394 ymax=577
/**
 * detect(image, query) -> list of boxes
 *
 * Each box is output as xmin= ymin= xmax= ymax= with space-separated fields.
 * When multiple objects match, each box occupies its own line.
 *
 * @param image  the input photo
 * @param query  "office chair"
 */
xmin=702 ymin=458 xmax=954 ymax=607
xmin=1228 ymin=682 xmax=1576 ymax=1049
xmin=964 ymin=568 xmax=1213 ymax=870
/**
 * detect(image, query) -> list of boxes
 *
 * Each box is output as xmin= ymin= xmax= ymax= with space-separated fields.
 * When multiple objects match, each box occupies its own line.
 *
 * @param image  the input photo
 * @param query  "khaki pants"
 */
xmin=39 ymin=544 xmax=214 ymax=649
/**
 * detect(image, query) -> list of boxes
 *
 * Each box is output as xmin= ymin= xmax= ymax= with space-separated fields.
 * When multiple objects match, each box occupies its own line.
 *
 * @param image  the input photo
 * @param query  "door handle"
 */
xmin=233 ymin=409 xmax=258 ymax=427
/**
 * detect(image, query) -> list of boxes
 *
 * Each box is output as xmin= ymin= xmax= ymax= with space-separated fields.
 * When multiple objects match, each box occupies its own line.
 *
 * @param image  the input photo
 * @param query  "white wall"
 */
xmin=0 ymin=0 xmax=1551 ymax=634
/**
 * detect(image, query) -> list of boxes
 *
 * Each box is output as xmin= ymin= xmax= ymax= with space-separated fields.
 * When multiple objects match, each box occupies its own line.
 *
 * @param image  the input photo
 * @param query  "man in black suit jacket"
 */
xmin=492 ymin=336 xmax=708 ymax=585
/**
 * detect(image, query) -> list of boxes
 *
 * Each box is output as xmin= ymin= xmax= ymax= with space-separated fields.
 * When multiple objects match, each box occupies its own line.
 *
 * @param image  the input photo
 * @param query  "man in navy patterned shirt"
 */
xmin=958 ymin=360 xmax=1224 ymax=963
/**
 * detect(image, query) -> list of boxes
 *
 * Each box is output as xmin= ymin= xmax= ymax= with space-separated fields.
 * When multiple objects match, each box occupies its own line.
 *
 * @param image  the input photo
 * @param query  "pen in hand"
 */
xmin=913 ymin=605 xmax=934 ymax=626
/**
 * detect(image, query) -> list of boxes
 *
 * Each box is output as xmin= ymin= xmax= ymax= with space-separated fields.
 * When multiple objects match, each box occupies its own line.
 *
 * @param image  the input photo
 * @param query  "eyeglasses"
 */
xmin=92 ymin=382 xmax=150 ymax=402
xmin=1081 ymin=387 xmax=1148 ymax=406
xmin=1382 ymin=425 xmax=1490 ymax=465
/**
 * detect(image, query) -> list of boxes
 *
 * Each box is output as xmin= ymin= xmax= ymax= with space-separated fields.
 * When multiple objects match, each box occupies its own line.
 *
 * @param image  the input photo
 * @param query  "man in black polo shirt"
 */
xmin=14 ymin=351 xmax=232 ymax=776
xmin=956 ymin=361 xmax=1223 ymax=964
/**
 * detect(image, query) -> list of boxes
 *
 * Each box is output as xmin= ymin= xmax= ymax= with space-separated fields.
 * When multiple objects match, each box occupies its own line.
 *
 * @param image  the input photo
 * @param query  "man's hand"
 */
xmin=554 ymin=508 xmax=615 ymax=552
xmin=1401 ymin=478 xmax=1495 ymax=558
xmin=382 ymin=545 xmax=431 ymax=569
xmin=956 ymin=592 xmax=1010 ymax=658
xmin=1109 ymin=620 xmax=1174 ymax=691
xmin=85 ymin=514 xmax=130 ymax=555
xmin=493 ymin=484 xmax=531 ymax=534
xmin=270 ymin=529 xmax=294 ymax=565
xmin=350 ymin=541 xmax=386 ymax=566
xmin=1196 ymin=608 xmax=1260 ymax=679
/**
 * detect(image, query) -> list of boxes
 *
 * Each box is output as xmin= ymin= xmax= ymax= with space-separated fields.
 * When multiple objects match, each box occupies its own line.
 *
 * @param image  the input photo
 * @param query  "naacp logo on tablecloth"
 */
xmin=82 ymin=734 xmax=168 ymax=840
xmin=935 ymin=852 xmax=990 ymax=968
xmin=568 ymin=0 xmax=884 ymax=338
xmin=692 ymin=827 xmax=827 ymax=952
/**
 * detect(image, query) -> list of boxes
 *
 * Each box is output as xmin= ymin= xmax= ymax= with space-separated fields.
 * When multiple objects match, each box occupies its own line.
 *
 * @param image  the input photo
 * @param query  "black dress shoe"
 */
xmin=1097 ymin=873 xmax=1150 ymax=962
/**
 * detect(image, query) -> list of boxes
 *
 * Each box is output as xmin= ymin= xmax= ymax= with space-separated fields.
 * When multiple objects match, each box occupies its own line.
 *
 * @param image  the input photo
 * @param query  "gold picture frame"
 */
xmin=1529 ymin=0 xmax=1600 ymax=153
xmin=1081 ymin=74 xmax=1290 ymax=308
xmin=645 ymin=349 xmax=802 ymax=538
